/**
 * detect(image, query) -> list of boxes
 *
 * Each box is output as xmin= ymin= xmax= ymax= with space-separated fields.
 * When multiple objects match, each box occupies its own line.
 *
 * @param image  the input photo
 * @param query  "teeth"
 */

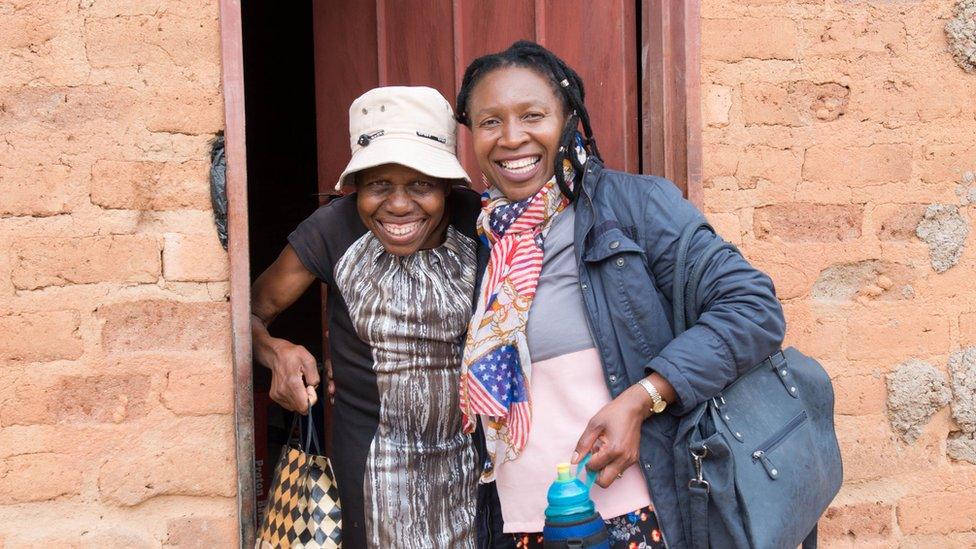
xmin=382 ymin=221 xmax=421 ymax=236
xmin=499 ymin=157 xmax=540 ymax=173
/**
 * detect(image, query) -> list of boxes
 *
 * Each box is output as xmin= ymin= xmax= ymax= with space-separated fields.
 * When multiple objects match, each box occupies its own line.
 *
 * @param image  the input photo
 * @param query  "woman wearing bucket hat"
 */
xmin=251 ymin=86 xmax=497 ymax=548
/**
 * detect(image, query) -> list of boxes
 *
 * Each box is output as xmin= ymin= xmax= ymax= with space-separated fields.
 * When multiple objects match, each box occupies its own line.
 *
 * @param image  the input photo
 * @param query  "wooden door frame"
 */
xmin=218 ymin=0 xmax=256 ymax=545
xmin=218 ymin=1 xmax=702 ymax=545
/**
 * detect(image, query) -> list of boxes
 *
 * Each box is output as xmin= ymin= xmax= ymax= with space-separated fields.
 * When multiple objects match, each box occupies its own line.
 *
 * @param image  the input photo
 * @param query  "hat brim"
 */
xmin=335 ymin=137 xmax=470 ymax=190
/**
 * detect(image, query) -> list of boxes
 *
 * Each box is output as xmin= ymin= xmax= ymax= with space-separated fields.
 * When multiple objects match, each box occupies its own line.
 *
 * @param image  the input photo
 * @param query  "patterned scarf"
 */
xmin=460 ymin=161 xmax=574 ymax=480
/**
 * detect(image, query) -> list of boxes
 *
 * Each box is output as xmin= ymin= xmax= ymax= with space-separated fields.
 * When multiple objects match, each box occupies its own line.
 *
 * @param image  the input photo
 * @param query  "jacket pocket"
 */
xmin=582 ymin=228 xmax=658 ymax=361
xmin=582 ymin=227 xmax=644 ymax=263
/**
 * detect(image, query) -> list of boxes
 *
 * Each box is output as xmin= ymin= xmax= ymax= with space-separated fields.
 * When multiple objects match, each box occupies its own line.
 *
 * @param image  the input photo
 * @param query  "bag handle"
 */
xmin=288 ymin=398 xmax=323 ymax=456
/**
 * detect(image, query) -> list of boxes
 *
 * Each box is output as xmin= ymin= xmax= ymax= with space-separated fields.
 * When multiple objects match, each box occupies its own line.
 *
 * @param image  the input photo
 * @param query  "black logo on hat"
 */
xmin=416 ymin=131 xmax=447 ymax=144
xmin=357 ymin=130 xmax=385 ymax=147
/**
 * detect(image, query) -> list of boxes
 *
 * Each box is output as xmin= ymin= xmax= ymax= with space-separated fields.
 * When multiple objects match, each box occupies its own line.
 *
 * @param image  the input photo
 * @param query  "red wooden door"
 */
xmin=312 ymin=0 xmax=640 ymax=193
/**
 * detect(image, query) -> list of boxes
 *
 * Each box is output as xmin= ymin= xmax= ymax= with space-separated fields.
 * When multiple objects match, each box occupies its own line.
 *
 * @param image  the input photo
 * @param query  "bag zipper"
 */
xmin=751 ymin=411 xmax=808 ymax=480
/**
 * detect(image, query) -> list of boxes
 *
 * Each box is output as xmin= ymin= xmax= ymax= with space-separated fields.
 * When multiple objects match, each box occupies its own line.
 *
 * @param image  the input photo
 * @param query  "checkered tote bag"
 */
xmin=256 ymin=411 xmax=341 ymax=548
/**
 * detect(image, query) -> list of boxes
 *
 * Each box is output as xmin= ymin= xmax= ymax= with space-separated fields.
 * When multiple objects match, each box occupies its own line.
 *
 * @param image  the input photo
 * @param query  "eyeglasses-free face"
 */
xmin=355 ymin=163 xmax=451 ymax=256
xmin=466 ymin=66 xmax=568 ymax=201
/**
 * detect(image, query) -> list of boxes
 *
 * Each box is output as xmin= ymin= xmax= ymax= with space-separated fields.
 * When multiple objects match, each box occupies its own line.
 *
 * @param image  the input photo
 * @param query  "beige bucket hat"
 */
xmin=335 ymin=86 xmax=470 ymax=190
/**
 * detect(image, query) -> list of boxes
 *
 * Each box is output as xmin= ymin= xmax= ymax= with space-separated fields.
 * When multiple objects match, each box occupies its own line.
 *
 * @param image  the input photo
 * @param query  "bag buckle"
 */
xmin=689 ymin=445 xmax=710 ymax=493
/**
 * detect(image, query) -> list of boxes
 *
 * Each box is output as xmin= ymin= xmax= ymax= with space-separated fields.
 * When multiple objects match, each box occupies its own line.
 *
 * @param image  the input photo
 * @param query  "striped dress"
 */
xmin=287 ymin=191 xmax=481 ymax=548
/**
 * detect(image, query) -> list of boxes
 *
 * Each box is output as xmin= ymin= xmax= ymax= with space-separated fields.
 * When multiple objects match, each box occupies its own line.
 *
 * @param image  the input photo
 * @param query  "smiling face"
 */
xmin=355 ymin=163 xmax=451 ymax=256
xmin=466 ymin=66 xmax=567 ymax=201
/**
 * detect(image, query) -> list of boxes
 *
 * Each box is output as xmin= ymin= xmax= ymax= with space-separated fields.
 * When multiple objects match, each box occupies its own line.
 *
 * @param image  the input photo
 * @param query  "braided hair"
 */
xmin=455 ymin=40 xmax=601 ymax=201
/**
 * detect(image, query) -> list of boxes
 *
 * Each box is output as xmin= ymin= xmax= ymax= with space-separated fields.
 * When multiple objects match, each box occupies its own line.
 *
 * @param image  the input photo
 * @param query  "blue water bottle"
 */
xmin=541 ymin=455 xmax=610 ymax=548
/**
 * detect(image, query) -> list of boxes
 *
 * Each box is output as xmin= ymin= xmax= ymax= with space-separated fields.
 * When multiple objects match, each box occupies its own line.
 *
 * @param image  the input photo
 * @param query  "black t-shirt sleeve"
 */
xmin=287 ymin=195 xmax=365 ymax=286
xmin=288 ymin=206 xmax=334 ymax=284
xmin=448 ymin=185 xmax=483 ymax=240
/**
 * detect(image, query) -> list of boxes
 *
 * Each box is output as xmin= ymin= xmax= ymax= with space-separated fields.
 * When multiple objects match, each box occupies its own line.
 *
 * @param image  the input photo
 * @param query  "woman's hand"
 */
xmin=250 ymin=245 xmax=321 ymax=414
xmin=571 ymin=385 xmax=652 ymax=488
xmin=266 ymin=339 xmax=320 ymax=414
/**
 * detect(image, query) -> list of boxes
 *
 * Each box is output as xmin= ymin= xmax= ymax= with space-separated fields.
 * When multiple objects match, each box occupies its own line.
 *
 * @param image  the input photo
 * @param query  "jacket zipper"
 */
xmin=576 ymin=161 xmax=672 ymax=549
xmin=751 ymin=411 xmax=808 ymax=480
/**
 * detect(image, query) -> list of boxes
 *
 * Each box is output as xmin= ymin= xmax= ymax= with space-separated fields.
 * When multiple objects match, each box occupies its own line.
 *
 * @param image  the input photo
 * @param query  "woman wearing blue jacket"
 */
xmin=456 ymin=42 xmax=786 ymax=548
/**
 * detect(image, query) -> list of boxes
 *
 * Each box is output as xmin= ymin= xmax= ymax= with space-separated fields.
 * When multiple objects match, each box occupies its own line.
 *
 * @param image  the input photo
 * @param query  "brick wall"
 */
xmin=702 ymin=0 xmax=976 ymax=547
xmin=0 ymin=1 xmax=236 ymax=546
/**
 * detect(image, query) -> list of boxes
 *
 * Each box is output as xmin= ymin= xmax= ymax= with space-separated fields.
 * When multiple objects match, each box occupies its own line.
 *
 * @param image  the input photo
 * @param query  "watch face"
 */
xmin=653 ymin=400 xmax=667 ymax=414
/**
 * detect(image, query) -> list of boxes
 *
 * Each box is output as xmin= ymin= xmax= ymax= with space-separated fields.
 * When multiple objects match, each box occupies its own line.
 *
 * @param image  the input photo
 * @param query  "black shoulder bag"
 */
xmin=671 ymin=222 xmax=843 ymax=549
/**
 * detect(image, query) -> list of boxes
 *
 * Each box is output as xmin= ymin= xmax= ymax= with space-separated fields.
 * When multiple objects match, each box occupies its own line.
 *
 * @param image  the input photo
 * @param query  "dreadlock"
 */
xmin=455 ymin=40 xmax=601 ymax=202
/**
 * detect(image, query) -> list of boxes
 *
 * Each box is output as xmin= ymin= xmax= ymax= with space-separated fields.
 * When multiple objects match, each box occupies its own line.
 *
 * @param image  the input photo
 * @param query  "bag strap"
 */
xmin=684 ymin=240 xmax=740 ymax=327
xmin=672 ymin=222 xmax=715 ymax=335
xmin=689 ymin=482 xmax=710 ymax=549
xmin=289 ymin=399 xmax=323 ymax=456
xmin=803 ymin=524 xmax=818 ymax=549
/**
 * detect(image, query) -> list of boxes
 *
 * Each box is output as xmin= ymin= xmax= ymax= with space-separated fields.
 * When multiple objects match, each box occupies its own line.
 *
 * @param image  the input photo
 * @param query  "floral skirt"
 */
xmin=511 ymin=505 xmax=666 ymax=549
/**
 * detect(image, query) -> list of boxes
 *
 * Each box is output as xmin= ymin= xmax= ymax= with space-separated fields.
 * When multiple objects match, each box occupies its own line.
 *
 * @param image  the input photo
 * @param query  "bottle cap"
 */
xmin=556 ymin=463 xmax=572 ymax=481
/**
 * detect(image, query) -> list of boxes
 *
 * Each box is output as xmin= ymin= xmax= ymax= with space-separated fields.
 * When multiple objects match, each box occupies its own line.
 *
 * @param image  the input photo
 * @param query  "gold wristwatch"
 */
xmin=638 ymin=378 xmax=668 ymax=415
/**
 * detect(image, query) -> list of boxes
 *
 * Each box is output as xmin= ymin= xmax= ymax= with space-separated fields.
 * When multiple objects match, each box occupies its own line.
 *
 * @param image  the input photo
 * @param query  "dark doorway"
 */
xmin=241 ymin=0 xmax=322 ymax=525
xmin=226 ymin=0 xmax=701 ymax=541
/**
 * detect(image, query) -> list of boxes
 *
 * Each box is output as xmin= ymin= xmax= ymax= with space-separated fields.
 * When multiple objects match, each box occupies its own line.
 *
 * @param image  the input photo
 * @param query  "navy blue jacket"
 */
xmin=476 ymin=158 xmax=785 ymax=548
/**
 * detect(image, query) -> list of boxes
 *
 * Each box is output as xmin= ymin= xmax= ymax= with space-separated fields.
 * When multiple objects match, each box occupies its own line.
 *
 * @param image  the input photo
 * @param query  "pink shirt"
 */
xmin=494 ymin=347 xmax=652 ymax=533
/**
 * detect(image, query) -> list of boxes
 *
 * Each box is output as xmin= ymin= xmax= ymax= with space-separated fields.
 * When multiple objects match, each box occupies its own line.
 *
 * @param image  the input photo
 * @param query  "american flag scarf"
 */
xmin=460 ymin=166 xmax=572 ymax=481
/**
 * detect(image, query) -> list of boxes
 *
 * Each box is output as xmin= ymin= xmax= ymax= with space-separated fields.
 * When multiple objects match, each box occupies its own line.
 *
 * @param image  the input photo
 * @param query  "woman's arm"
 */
xmin=638 ymin=180 xmax=786 ymax=415
xmin=251 ymin=244 xmax=323 ymax=414
xmin=572 ymin=373 xmax=675 ymax=488
xmin=574 ymin=177 xmax=785 ymax=486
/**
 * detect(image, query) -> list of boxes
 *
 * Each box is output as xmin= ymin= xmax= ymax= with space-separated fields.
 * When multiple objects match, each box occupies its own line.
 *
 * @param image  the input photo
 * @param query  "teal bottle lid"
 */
xmin=544 ymin=455 xmax=598 ymax=520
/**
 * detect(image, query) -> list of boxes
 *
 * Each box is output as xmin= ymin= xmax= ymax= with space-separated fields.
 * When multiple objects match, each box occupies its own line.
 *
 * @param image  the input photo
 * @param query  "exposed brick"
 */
xmin=962 ymin=312 xmax=976 ymax=347
xmin=0 ymin=85 xmax=139 ymax=132
xmin=854 ymin=78 xmax=969 ymax=126
xmin=702 ymin=143 xmax=740 ymax=180
xmin=741 ymin=81 xmax=849 ymax=126
xmin=12 ymin=235 xmax=161 ymax=290
xmin=821 ymin=501 xmax=893 ymax=541
xmin=918 ymin=143 xmax=976 ymax=185
xmin=163 ymin=233 xmax=228 ymax=282
xmin=782 ymin=302 xmax=846 ymax=360
xmin=80 ymin=0 xmax=167 ymax=18
xmin=98 ymin=300 xmax=230 ymax=354
xmin=898 ymin=492 xmax=976 ymax=534
xmin=162 ymin=366 xmax=233 ymax=416
xmin=753 ymin=260 xmax=811 ymax=300
xmin=0 ymin=311 xmax=82 ymax=361
xmin=0 ymin=165 xmax=75 ymax=217
xmin=90 ymin=160 xmax=211 ymax=211
xmin=26 ymin=529 xmax=157 ymax=549
xmin=702 ymin=18 xmax=798 ymax=61
xmin=735 ymin=146 xmax=802 ymax=188
xmin=803 ymin=144 xmax=912 ymax=187
xmin=806 ymin=18 xmax=906 ymax=58
xmin=83 ymin=13 xmax=219 ymax=70
xmin=702 ymin=85 xmax=732 ymax=127
xmin=144 ymin=85 xmax=224 ymax=135
xmin=836 ymin=415 xmax=941 ymax=482
xmin=164 ymin=516 xmax=237 ymax=548
xmin=97 ymin=416 xmax=235 ymax=506
xmin=0 ymin=373 xmax=152 ymax=429
xmin=834 ymin=374 xmax=888 ymax=416
xmin=754 ymin=203 xmax=863 ymax=241
xmin=0 ymin=452 xmax=82 ymax=504
xmin=847 ymin=309 xmax=949 ymax=360
xmin=875 ymin=204 xmax=927 ymax=241
xmin=56 ymin=374 xmax=153 ymax=424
